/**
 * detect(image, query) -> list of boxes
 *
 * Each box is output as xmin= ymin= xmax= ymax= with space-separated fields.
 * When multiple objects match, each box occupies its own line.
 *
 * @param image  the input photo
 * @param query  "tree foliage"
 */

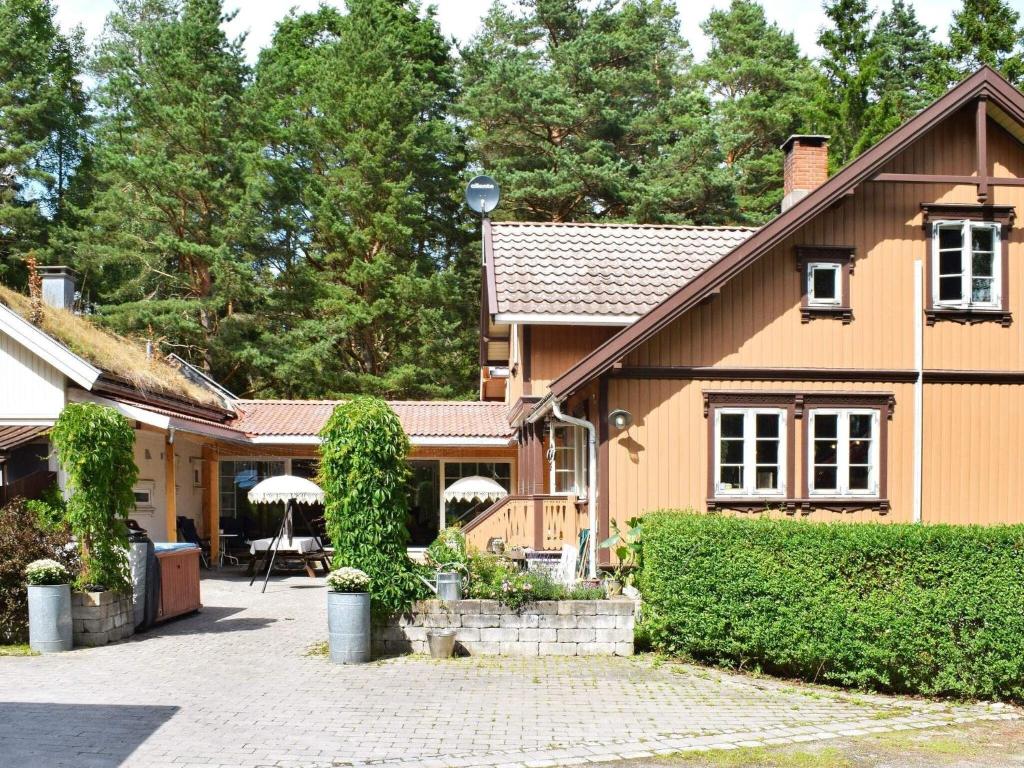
xmin=696 ymin=0 xmax=823 ymax=222
xmin=459 ymin=0 xmax=734 ymax=224
xmin=49 ymin=403 xmax=138 ymax=591
xmin=318 ymin=397 xmax=419 ymax=615
xmin=0 ymin=0 xmax=87 ymax=286
xmin=945 ymin=0 xmax=1024 ymax=85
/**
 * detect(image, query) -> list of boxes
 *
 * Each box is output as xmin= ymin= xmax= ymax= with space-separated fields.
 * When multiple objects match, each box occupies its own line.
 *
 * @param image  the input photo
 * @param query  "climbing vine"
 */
xmin=49 ymin=403 xmax=138 ymax=591
xmin=319 ymin=397 xmax=418 ymax=615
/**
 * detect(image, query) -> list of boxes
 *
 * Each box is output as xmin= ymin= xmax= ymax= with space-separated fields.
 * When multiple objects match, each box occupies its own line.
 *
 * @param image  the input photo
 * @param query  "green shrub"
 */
xmin=319 ymin=397 xmax=420 ymax=615
xmin=425 ymin=527 xmax=469 ymax=573
xmin=639 ymin=511 xmax=1024 ymax=701
xmin=49 ymin=403 xmax=137 ymax=591
xmin=0 ymin=500 xmax=78 ymax=643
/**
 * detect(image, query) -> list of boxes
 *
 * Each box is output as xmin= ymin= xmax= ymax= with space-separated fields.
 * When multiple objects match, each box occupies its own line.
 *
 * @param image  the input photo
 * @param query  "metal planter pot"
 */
xmin=28 ymin=584 xmax=72 ymax=653
xmin=427 ymin=629 xmax=457 ymax=659
xmin=327 ymin=590 xmax=370 ymax=664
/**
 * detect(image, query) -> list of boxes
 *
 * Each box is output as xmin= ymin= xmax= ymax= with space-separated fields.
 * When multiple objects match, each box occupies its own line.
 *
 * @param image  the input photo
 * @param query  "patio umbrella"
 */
xmin=443 ymin=475 xmax=508 ymax=504
xmin=247 ymin=475 xmax=326 ymax=593
xmin=247 ymin=474 xmax=324 ymax=506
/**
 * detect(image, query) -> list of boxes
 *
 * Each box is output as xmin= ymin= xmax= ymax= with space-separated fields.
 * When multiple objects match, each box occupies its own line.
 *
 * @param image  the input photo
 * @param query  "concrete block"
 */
xmin=455 ymin=600 xmax=482 ymax=614
xmin=615 ymin=614 xmax=636 ymax=629
xmin=480 ymin=627 xmax=519 ymax=643
xmin=501 ymin=613 xmax=539 ymax=629
xmin=606 ymin=599 xmax=636 ymax=616
xmin=556 ymin=628 xmax=596 ymax=643
xmin=577 ymin=614 xmax=616 ymax=629
xmin=462 ymin=613 xmax=500 ymax=628
xmin=595 ymin=628 xmax=634 ymax=644
xmin=517 ymin=628 xmax=557 ymax=642
xmin=615 ymin=642 xmax=635 ymax=656
xmin=74 ymin=632 xmax=108 ymax=647
xmin=577 ymin=642 xmax=617 ymax=656
xmin=500 ymin=642 xmax=538 ymax=657
xmin=538 ymin=614 xmax=577 ymax=629
xmin=538 ymin=642 xmax=577 ymax=656
xmin=530 ymin=601 xmax=559 ymax=615
xmin=477 ymin=600 xmax=501 ymax=614
xmin=460 ymin=641 xmax=500 ymax=655
xmin=454 ymin=627 xmax=480 ymax=643
xmin=558 ymin=600 xmax=597 ymax=615
xmin=423 ymin=612 xmax=458 ymax=628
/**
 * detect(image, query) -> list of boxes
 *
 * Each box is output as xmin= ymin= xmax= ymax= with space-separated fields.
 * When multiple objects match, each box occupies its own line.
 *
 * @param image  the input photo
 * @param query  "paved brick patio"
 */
xmin=0 ymin=572 xmax=1016 ymax=768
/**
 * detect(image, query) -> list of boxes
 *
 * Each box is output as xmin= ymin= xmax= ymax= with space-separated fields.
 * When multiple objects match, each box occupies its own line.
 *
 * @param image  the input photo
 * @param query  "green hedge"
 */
xmin=639 ymin=511 xmax=1024 ymax=701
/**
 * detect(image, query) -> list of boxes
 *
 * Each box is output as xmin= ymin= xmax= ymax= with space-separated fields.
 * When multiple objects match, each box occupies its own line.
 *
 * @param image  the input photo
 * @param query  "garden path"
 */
xmin=0 ymin=572 xmax=1016 ymax=768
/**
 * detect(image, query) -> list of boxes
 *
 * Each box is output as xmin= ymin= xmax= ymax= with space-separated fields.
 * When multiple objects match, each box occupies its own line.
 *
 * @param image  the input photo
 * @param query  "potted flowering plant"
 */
xmin=325 ymin=567 xmax=371 ymax=664
xmin=25 ymin=559 xmax=72 ymax=653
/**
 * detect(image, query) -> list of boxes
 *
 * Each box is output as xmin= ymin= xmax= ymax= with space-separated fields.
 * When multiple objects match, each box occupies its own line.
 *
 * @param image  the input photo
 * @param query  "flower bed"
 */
xmin=373 ymin=598 xmax=635 ymax=658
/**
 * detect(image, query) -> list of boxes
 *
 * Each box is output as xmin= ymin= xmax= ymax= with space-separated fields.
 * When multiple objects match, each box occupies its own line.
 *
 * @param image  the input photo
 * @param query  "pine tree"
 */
xmin=64 ymin=0 xmax=254 ymax=379
xmin=696 ymin=0 xmax=823 ymax=222
xmin=244 ymin=1 xmax=476 ymax=399
xmin=458 ymin=0 xmax=734 ymax=224
xmin=0 ymin=0 xmax=87 ymax=286
xmin=853 ymin=0 xmax=938 ymax=156
xmin=817 ymin=0 xmax=876 ymax=166
xmin=944 ymin=0 xmax=1024 ymax=85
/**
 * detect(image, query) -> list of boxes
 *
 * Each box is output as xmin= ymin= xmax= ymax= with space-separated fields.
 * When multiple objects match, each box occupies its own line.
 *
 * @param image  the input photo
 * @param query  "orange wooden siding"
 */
xmin=529 ymin=325 xmax=616 ymax=394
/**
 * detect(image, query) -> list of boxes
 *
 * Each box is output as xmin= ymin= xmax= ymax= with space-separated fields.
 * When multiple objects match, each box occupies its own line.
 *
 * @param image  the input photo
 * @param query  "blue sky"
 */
xmin=54 ymin=0 xmax=975 ymax=63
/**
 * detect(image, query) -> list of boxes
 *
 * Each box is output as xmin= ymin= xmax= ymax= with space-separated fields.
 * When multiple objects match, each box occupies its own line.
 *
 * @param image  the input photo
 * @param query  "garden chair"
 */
xmin=176 ymin=516 xmax=211 ymax=568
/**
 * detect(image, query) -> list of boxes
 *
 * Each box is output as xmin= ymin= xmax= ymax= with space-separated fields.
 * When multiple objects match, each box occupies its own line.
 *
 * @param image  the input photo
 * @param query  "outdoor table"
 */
xmin=218 ymin=533 xmax=240 ymax=568
xmin=247 ymin=536 xmax=330 ymax=578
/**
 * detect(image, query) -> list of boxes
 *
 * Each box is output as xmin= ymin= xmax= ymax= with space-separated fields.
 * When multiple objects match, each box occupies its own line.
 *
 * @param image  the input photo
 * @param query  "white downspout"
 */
xmin=551 ymin=399 xmax=598 ymax=579
xmin=912 ymin=259 xmax=924 ymax=524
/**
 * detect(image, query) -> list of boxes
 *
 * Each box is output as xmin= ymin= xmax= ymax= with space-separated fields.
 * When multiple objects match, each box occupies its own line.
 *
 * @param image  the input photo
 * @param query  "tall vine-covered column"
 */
xmin=318 ymin=397 xmax=419 ymax=616
xmin=49 ymin=403 xmax=138 ymax=591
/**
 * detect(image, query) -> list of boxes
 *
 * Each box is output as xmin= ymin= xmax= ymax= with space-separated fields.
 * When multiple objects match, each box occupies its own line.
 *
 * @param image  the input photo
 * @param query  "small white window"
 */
xmin=932 ymin=221 xmax=1000 ymax=309
xmin=133 ymin=480 xmax=155 ymax=512
xmin=808 ymin=409 xmax=880 ymax=497
xmin=807 ymin=262 xmax=841 ymax=306
xmin=549 ymin=423 xmax=587 ymax=497
xmin=714 ymin=408 xmax=786 ymax=497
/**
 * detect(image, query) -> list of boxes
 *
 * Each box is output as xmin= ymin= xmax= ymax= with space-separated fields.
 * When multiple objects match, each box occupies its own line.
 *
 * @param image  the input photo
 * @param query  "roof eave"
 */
xmin=549 ymin=66 xmax=1017 ymax=399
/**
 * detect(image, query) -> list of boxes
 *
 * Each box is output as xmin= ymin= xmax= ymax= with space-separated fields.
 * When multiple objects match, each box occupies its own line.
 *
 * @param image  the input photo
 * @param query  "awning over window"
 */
xmin=0 ymin=426 xmax=47 ymax=453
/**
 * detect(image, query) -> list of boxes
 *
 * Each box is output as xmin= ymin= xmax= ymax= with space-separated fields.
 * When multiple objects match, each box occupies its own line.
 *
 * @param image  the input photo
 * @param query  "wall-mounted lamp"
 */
xmin=609 ymin=409 xmax=633 ymax=430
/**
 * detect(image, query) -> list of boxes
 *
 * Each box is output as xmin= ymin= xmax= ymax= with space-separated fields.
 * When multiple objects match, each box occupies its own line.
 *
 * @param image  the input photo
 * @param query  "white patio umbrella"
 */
xmin=247 ymin=474 xmax=324 ymax=505
xmin=443 ymin=475 xmax=508 ymax=504
xmin=247 ymin=475 xmax=326 ymax=593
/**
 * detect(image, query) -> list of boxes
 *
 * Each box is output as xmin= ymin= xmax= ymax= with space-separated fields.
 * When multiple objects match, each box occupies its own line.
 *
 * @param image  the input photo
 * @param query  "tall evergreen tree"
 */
xmin=944 ymin=0 xmax=1024 ymax=85
xmin=696 ymin=0 xmax=823 ymax=223
xmin=64 ymin=0 xmax=254 ymax=378
xmin=458 ymin=0 xmax=734 ymax=224
xmin=817 ymin=0 xmax=876 ymax=167
xmin=853 ymin=0 xmax=938 ymax=156
xmin=0 ymin=0 xmax=88 ymax=286
xmin=244 ymin=1 xmax=475 ymax=399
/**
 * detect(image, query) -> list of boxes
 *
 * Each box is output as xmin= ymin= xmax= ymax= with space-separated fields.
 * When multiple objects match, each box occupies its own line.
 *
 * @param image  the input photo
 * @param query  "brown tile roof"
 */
xmin=487 ymin=221 xmax=757 ymax=319
xmin=231 ymin=400 xmax=513 ymax=441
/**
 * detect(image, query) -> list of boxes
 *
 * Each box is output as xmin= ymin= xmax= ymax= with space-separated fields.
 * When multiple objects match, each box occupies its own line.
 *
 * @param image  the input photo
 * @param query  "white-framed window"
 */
xmin=714 ymin=408 xmax=786 ymax=497
xmin=133 ymin=480 xmax=155 ymax=512
xmin=807 ymin=409 xmax=880 ymax=497
xmin=549 ymin=422 xmax=587 ymax=497
xmin=806 ymin=262 xmax=841 ymax=306
xmin=932 ymin=220 xmax=1000 ymax=309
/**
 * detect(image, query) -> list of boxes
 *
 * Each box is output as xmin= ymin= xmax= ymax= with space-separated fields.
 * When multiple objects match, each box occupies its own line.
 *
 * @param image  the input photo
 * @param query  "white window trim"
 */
xmin=549 ymin=422 xmax=587 ymax=498
xmin=931 ymin=220 xmax=1001 ymax=309
xmin=807 ymin=408 xmax=880 ymax=498
xmin=713 ymin=408 xmax=787 ymax=498
xmin=806 ymin=262 xmax=842 ymax=306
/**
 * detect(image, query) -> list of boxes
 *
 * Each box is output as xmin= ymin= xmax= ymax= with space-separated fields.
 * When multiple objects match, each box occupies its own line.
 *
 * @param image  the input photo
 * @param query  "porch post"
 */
xmin=202 ymin=445 xmax=219 ymax=563
xmin=164 ymin=435 xmax=177 ymax=542
xmin=438 ymin=460 xmax=446 ymax=532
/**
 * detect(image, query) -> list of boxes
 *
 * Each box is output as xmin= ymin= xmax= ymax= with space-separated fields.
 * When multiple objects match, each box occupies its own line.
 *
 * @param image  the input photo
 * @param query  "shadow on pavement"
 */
xmin=0 ymin=702 xmax=179 ymax=768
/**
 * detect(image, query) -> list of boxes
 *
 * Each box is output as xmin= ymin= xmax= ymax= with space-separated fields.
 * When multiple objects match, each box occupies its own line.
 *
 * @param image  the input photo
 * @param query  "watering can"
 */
xmin=418 ymin=566 xmax=463 ymax=601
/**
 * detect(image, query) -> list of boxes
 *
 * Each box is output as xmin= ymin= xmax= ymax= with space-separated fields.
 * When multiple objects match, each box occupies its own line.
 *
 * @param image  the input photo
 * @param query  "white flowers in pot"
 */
xmin=326 ymin=566 xmax=370 ymax=593
xmin=325 ymin=567 xmax=371 ymax=664
xmin=25 ymin=559 xmax=72 ymax=653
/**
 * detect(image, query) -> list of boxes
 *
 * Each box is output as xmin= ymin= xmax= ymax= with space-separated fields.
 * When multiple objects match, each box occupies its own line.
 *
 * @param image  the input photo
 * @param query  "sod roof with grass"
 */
xmin=0 ymin=284 xmax=223 ymax=408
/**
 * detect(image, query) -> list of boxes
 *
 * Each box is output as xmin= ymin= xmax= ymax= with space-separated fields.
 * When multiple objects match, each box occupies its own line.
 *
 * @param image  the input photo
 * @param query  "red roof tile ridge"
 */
xmin=491 ymin=220 xmax=760 ymax=231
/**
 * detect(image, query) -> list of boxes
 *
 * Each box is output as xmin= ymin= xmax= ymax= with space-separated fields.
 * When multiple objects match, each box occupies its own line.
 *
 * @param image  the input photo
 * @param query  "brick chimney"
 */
xmin=781 ymin=135 xmax=829 ymax=212
xmin=38 ymin=265 xmax=77 ymax=311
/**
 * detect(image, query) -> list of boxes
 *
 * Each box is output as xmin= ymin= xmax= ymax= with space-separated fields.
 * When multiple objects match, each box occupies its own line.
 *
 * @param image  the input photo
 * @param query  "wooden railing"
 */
xmin=0 ymin=470 xmax=56 ymax=507
xmin=463 ymin=494 xmax=590 ymax=552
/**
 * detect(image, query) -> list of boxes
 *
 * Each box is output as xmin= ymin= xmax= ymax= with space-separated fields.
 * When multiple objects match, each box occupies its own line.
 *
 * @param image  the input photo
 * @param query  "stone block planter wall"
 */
xmin=373 ymin=598 xmax=635 ymax=658
xmin=72 ymin=591 xmax=135 ymax=647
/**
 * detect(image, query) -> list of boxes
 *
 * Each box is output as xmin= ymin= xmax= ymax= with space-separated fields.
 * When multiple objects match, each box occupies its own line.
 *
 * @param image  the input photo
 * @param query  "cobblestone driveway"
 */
xmin=0 ymin=573 xmax=1015 ymax=768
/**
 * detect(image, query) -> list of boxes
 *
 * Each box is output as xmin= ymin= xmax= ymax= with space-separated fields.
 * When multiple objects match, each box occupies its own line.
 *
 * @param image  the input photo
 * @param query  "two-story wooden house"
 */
xmin=466 ymin=67 xmax=1024 ymax=567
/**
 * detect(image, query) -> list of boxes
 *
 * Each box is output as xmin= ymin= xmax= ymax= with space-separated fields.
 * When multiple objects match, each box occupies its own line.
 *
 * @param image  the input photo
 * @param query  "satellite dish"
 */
xmin=465 ymin=175 xmax=500 ymax=215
